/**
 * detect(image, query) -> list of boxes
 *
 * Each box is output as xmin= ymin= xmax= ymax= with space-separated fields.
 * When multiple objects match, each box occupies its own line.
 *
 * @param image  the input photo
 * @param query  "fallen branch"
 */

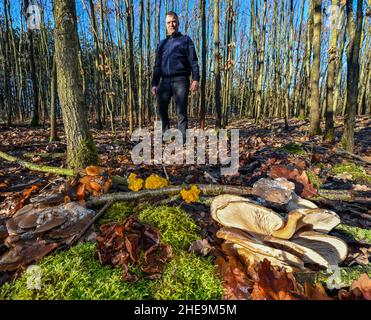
xmin=0 ymin=150 xmax=75 ymax=176
xmin=66 ymin=200 xmax=114 ymax=248
xmin=86 ymin=184 xmax=253 ymax=207
xmin=334 ymin=149 xmax=371 ymax=165
xmin=0 ymin=150 xmax=129 ymax=186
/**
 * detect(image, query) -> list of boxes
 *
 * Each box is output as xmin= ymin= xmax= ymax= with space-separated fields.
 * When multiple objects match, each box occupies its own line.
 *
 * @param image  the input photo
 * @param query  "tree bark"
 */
xmin=342 ymin=0 xmax=364 ymax=152
xmin=54 ymin=0 xmax=98 ymax=169
xmin=309 ymin=0 xmax=322 ymax=136
xmin=214 ymin=0 xmax=222 ymax=128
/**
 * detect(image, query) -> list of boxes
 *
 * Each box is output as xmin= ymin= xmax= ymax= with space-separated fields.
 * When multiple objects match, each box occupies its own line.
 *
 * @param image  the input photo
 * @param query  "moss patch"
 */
xmin=138 ymin=206 xmax=201 ymax=252
xmin=317 ymin=265 xmax=371 ymax=288
xmin=150 ymin=251 xmax=223 ymax=300
xmin=306 ymin=170 xmax=323 ymax=189
xmin=334 ymin=224 xmax=371 ymax=243
xmin=1 ymin=204 xmax=222 ymax=300
xmin=296 ymin=265 xmax=371 ymax=289
xmin=281 ymin=142 xmax=306 ymax=155
xmin=97 ymin=201 xmax=134 ymax=226
xmin=68 ymin=134 xmax=98 ymax=169
xmin=331 ymin=163 xmax=371 ymax=184
xmin=0 ymin=243 xmax=152 ymax=300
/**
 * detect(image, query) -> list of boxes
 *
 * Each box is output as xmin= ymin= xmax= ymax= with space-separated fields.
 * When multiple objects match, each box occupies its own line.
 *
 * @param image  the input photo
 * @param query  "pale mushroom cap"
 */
xmin=292 ymin=231 xmax=348 ymax=266
xmin=264 ymin=235 xmax=331 ymax=268
xmin=234 ymin=244 xmax=297 ymax=272
xmin=292 ymin=208 xmax=341 ymax=233
xmin=216 ymin=227 xmax=305 ymax=270
xmin=211 ymin=194 xmax=284 ymax=236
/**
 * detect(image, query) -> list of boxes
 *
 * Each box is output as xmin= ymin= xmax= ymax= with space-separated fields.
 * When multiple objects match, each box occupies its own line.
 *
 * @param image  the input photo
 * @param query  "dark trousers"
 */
xmin=157 ymin=76 xmax=190 ymax=142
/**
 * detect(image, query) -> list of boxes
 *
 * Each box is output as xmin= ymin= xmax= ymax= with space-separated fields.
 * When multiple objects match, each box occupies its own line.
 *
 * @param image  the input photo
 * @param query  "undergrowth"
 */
xmin=1 ymin=204 xmax=221 ymax=300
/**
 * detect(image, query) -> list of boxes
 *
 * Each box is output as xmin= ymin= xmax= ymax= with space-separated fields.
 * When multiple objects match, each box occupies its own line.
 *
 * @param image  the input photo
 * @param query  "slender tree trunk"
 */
xmin=1 ymin=0 xmax=12 ymax=126
xmin=255 ymin=0 xmax=267 ymax=123
xmin=199 ymin=0 xmax=206 ymax=129
xmin=138 ymin=0 xmax=144 ymax=127
xmin=342 ymin=0 xmax=364 ymax=152
xmin=214 ymin=0 xmax=222 ymax=128
xmin=324 ymin=0 xmax=344 ymax=142
xmin=25 ymin=0 xmax=40 ymax=127
xmin=146 ymin=0 xmax=152 ymax=122
xmin=125 ymin=0 xmax=136 ymax=133
xmin=54 ymin=0 xmax=98 ymax=169
xmin=309 ymin=0 xmax=322 ymax=136
xmin=50 ymin=56 xmax=59 ymax=142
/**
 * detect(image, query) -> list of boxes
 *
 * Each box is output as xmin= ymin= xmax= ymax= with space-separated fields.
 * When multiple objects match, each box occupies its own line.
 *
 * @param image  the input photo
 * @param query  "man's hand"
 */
xmin=151 ymin=86 xmax=158 ymax=96
xmin=191 ymin=81 xmax=199 ymax=93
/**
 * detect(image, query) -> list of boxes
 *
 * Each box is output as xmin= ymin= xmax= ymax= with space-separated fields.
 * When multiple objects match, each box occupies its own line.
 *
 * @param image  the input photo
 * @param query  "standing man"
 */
xmin=151 ymin=11 xmax=200 ymax=143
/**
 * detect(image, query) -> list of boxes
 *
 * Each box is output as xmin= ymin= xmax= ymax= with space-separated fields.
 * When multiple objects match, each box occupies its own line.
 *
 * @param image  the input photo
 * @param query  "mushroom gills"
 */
xmin=292 ymin=231 xmax=348 ymax=266
xmin=263 ymin=235 xmax=331 ymax=269
xmin=293 ymin=209 xmax=341 ymax=233
xmin=216 ymin=227 xmax=305 ymax=270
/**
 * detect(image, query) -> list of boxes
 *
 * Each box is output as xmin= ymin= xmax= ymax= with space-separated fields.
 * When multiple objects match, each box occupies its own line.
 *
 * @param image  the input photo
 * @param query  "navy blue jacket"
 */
xmin=152 ymin=32 xmax=200 ymax=87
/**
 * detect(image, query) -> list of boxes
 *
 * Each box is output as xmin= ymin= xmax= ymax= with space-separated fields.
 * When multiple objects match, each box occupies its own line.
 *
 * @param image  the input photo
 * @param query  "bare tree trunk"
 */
xmin=309 ymin=0 xmax=322 ymax=136
xmin=255 ymin=0 xmax=267 ymax=123
xmin=146 ymin=0 xmax=152 ymax=122
xmin=214 ymin=0 xmax=222 ymax=128
xmin=50 ymin=55 xmax=59 ymax=142
xmin=324 ymin=0 xmax=344 ymax=142
xmin=54 ymin=0 xmax=98 ymax=169
xmin=342 ymin=0 xmax=364 ymax=152
xmin=199 ymin=0 xmax=206 ymax=129
xmin=24 ymin=0 xmax=40 ymax=127
xmin=138 ymin=0 xmax=144 ymax=127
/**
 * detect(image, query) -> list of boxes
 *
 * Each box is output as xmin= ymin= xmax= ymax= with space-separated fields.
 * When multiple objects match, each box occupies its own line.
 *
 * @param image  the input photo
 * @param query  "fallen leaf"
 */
xmin=251 ymin=259 xmax=307 ymax=300
xmin=189 ymin=239 xmax=212 ymax=256
xmin=269 ymin=165 xmax=317 ymax=198
xmin=9 ymin=185 xmax=39 ymax=216
xmin=350 ymin=273 xmax=371 ymax=300
xmin=215 ymin=254 xmax=252 ymax=300
xmin=304 ymin=282 xmax=333 ymax=300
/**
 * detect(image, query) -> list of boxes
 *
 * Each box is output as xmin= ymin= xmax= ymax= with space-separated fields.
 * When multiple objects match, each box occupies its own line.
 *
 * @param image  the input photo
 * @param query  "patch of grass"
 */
xmin=150 ymin=251 xmax=223 ymax=300
xmin=331 ymin=163 xmax=371 ymax=184
xmin=306 ymin=170 xmax=323 ymax=189
xmin=97 ymin=201 xmax=134 ymax=226
xmin=0 ymin=243 xmax=152 ymax=300
xmin=139 ymin=206 xmax=201 ymax=252
xmin=334 ymin=224 xmax=371 ymax=244
xmin=281 ymin=142 xmax=306 ymax=155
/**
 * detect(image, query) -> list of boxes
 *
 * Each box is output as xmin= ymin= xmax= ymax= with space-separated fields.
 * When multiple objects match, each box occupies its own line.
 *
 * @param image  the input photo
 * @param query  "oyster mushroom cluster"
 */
xmin=211 ymin=194 xmax=348 ymax=272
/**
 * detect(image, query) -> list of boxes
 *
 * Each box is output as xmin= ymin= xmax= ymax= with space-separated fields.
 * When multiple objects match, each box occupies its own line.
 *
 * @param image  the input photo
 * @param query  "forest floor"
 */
xmin=0 ymin=116 xmax=370 ymax=300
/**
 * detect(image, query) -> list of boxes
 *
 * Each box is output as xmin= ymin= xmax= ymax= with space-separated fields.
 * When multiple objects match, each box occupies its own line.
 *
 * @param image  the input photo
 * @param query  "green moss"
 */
xmin=150 ymin=252 xmax=223 ymax=300
xmin=334 ymin=224 xmax=371 ymax=243
xmin=1 ymin=204 xmax=223 ymax=300
xmin=331 ymin=163 xmax=371 ymax=184
xmin=0 ymin=244 xmax=222 ymax=300
xmin=317 ymin=265 xmax=371 ymax=288
xmin=281 ymin=142 xmax=305 ymax=155
xmin=97 ymin=201 xmax=134 ymax=226
xmin=0 ymin=243 xmax=152 ymax=300
xmin=68 ymin=134 xmax=98 ymax=169
xmin=138 ymin=206 xmax=201 ymax=252
xmin=306 ymin=170 xmax=323 ymax=189
xmin=296 ymin=265 xmax=371 ymax=288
